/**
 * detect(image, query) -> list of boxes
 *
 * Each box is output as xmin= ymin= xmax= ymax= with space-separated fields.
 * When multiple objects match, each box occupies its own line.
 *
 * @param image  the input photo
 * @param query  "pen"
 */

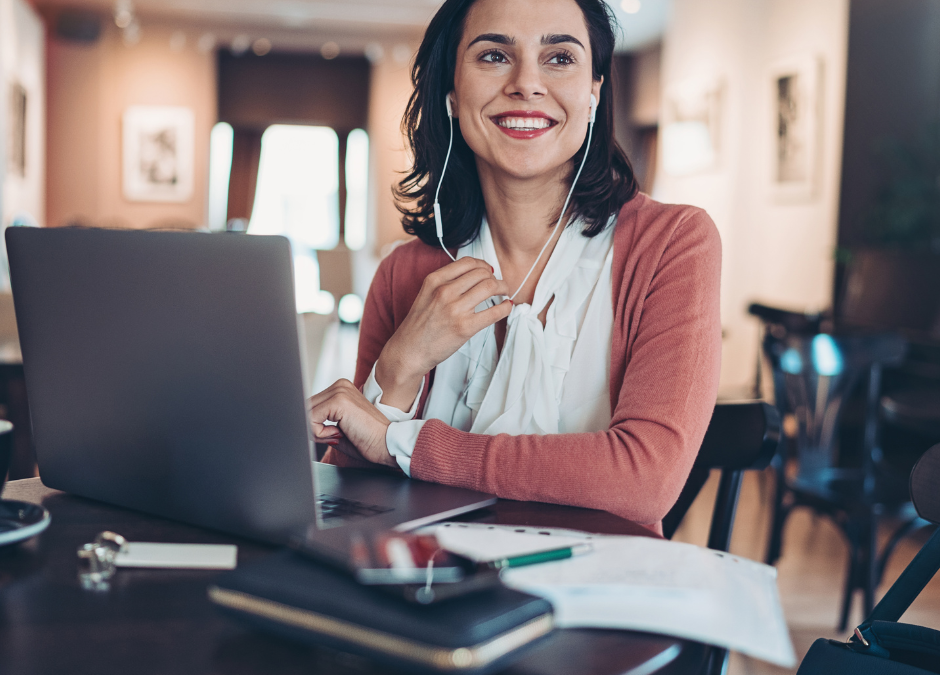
xmin=487 ymin=543 xmax=593 ymax=569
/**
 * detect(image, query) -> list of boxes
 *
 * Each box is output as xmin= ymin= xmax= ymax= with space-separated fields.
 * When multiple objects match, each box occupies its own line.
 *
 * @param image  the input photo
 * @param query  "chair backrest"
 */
xmin=765 ymin=331 xmax=906 ymax=480
xmin=662 ymin=401 xmax=782 ymax=549
xmin=911 ymin=443 xmax=940 ymax=525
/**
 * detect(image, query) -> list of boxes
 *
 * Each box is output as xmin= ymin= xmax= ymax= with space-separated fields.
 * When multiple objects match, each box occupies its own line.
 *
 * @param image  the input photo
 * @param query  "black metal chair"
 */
xmin=754 ymin=320 xmax=913 ymax=631
xmin=663 ymin=400 xmax=782 ymax=675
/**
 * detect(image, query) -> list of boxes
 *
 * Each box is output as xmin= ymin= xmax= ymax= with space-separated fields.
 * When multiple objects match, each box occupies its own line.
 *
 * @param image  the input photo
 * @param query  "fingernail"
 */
xmin=325 ymin=440 xmax=338 ymax=446
xmin=489 ymin=265 xmax=494 ymax=273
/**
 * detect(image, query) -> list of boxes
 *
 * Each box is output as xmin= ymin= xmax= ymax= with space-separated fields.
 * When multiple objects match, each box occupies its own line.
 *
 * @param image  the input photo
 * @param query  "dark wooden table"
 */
xmin=0 ymin=478 xmax=707 ymax=675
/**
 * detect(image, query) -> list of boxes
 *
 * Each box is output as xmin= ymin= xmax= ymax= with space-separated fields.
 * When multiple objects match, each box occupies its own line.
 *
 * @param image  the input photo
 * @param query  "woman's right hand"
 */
xmin=374 ymin=257 xmax=512 ymax=411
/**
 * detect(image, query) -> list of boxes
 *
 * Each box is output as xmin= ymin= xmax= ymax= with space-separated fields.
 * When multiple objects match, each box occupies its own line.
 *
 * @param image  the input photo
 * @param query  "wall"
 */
xmin=366 ymin=49 xmax=417 ymax=257
xmin=46 ymin=20 xmax=216 ymax=229
xmin=0 ymin=0 xmax=45 ymax=235
xmin=656 ymin=0 xmax=849 ymax=393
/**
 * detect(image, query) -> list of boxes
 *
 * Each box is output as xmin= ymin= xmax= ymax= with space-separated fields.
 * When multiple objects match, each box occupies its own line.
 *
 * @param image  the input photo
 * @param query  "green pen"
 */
xmin=487 ymin=543 xmax=593 ymax=569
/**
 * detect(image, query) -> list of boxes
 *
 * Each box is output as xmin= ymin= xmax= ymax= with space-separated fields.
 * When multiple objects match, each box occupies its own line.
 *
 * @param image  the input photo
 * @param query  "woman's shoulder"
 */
xmin=612 ymin=192 xmax=720 ymax=262
xmin=371 ymin=237 xmax=449 ymax=302
xmin=615 ymin=192 xmax=718 ymax=245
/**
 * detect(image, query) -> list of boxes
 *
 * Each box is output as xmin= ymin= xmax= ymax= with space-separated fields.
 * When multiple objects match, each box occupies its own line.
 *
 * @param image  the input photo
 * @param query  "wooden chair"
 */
xmin=663 ymin=401 xmax=782 ymax=548
xmin=663 ymin=401 xmax=782 ymax=675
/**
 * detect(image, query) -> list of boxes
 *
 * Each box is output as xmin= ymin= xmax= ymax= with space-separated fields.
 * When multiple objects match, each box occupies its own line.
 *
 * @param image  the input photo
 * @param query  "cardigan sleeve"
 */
xmin=408 ymin=211 xmax=722 ymax=529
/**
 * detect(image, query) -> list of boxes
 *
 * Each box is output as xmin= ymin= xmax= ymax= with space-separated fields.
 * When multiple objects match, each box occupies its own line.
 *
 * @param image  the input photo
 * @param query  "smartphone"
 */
xmin=292 ymin=531 xmax=502 ymax=604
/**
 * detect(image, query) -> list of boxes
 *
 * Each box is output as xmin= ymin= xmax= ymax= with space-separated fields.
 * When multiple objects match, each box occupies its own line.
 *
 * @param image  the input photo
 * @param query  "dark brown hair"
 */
xmin=395 ymin=0 xmax=638 ymax=249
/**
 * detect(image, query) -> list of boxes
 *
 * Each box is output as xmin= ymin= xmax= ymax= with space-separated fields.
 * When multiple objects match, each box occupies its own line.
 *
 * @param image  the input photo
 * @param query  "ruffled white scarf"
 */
xmin=423 ymin=216 xmax=616 ymax=437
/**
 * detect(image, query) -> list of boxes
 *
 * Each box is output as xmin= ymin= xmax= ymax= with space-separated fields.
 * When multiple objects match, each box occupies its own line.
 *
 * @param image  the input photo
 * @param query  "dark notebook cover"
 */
xmin=208 ymin=549 xmax=554 ymax=673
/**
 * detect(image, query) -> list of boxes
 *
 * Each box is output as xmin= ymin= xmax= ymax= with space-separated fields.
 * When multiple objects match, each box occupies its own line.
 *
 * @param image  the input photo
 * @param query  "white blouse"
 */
xmin=363 ymin=216 xmax=617 ymax=476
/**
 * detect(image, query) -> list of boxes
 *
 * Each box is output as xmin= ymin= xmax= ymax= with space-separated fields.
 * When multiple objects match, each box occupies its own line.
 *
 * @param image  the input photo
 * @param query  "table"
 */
xmin=0 ymin=478 xmax=708 ymax=675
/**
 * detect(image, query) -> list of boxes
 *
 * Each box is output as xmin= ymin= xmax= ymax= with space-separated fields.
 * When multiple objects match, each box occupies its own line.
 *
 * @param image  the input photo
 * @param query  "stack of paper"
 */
xmin=427 ymin=523 xmax=795 ymax=668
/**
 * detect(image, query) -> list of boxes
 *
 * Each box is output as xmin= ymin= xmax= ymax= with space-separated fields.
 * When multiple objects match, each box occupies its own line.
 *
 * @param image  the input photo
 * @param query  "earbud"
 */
xmin=589 ymin=94 xmax=598 ymax=124
xmin=435 ymin=94 xmax=457 ymax=260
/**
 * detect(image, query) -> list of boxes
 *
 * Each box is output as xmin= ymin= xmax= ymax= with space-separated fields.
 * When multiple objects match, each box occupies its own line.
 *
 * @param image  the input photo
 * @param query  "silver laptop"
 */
xmin=6 ymin=226 xmax=495 ymax=545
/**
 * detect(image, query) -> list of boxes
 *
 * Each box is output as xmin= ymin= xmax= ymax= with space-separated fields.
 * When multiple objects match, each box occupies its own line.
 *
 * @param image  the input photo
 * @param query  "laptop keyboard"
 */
xmin=317 ymin=494 xmax=394 ymax=521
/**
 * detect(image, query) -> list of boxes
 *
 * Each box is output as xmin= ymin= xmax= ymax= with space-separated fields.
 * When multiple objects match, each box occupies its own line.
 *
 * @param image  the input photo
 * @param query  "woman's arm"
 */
xmin=318 ymin=246 xmax=511 ymax=468
xmin=408 ymin=213 xmax=722 ymax=527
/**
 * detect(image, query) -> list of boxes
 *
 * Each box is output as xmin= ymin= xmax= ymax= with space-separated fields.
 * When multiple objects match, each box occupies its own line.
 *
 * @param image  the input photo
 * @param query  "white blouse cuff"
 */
xmin=363 ymin=364 xmax=424 ymax=422
xmin=385 ymin=420 xmax=426 ymax=477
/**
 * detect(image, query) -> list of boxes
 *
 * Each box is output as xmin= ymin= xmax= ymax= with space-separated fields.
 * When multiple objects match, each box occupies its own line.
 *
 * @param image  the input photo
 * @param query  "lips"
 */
xmin=491 ymin=110 xmax=558 ymax=139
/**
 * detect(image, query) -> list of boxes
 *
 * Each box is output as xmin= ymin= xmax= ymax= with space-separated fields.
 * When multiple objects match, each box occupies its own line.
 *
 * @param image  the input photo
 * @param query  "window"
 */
xmin=249 ymin=125 xmax=340 ymax=249
xmin=206 ymin=122 xmax=234 ymax=231
xmin=249 ymin=125 xmax=340 ymax=314
xmin=344 ymin=128 xmax=369 ymax=250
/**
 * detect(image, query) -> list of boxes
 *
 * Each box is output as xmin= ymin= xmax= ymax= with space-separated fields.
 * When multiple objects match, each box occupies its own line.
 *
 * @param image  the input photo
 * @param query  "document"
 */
xmin=426 ymin=523 xmax=795 ymax=668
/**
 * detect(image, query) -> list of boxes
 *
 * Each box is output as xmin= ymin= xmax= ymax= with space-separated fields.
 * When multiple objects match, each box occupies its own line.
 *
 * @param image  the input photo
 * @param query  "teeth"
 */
xmin=497 ymin=117 xmax=552 ymax=130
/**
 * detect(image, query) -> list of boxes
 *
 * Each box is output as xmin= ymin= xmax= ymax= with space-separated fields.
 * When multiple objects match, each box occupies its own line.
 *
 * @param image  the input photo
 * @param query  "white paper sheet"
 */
xmin=426 ymin=524 xmax=795 ymax=667
xmin=115 ymin=542 xmax=238 ymax=569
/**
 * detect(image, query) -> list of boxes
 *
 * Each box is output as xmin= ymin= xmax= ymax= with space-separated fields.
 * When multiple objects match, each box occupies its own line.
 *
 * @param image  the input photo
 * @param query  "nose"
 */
xmin=503 ymin=53 xmax=545 ymax=101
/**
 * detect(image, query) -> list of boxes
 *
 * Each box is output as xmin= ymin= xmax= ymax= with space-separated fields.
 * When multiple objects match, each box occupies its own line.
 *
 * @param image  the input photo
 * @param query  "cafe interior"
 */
xmin=1 ymin=0 xmax=940 ymax=674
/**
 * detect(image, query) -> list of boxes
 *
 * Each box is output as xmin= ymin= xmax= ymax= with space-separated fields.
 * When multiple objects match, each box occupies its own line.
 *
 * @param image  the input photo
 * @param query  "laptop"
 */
xmin=6 ymin=226 xmax=495 ymax=545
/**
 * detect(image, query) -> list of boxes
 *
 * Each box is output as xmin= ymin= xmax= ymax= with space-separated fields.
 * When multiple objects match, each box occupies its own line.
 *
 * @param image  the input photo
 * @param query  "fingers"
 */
xmin=445 ymin=266 xmax=512 ymax=303
xmin=424 ymin=257 xmax=492 ymax=288
xmin=307 ymin=379 xmax=358 ymax=442
xmin=457 ymin=275 xmax=512 ymax=312
xmin=466 ymin=298 xmax=514 ymax=334
xmin=307 ymin=378 xmax=357 ymax=412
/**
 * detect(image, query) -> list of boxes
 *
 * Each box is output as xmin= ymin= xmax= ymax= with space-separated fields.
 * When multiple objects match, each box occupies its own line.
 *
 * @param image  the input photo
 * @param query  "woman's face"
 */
xmin=452 ymin=0 xmax=601 ymax=183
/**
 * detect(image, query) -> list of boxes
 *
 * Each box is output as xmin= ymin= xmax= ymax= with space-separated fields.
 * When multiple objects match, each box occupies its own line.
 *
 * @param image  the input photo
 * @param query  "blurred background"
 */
xmin=1 ymin=0 xmax=940 ymax=672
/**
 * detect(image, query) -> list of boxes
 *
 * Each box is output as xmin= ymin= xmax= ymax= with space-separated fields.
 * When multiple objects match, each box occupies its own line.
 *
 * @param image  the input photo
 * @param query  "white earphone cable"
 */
xmin=508 ymin=116 xmax=594 ymax=302
xmin=435 ymin=94 xmax=597 ymax=300
xmin=434 ymin=98 xmax=457 ymax=262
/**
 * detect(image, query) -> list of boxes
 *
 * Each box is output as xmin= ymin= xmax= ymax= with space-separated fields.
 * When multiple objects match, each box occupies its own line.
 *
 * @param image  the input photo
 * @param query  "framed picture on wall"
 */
xmin=769 ymin=55 xmax=823 ymax=202
xmin=122 ymin=105 xmax=194 ymax=202
xmin=8 ymin=82 xmax=27 ymax=178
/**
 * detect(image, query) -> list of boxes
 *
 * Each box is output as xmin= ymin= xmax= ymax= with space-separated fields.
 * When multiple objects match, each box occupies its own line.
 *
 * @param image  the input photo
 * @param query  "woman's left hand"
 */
xmin=307 ymin=380 xmax=397 ymax=468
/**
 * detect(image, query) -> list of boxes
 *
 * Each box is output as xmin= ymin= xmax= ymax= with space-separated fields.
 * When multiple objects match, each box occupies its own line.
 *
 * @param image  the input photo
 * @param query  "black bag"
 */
xmin=797 ymin=444 xmax=940 ymax=675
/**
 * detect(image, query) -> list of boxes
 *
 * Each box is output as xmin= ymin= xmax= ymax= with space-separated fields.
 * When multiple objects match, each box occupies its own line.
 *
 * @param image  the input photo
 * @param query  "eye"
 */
xmin=479 ymin=49 xmax=509 ymax=64
xmin=547 ymin=51 xmax=575 ymax=66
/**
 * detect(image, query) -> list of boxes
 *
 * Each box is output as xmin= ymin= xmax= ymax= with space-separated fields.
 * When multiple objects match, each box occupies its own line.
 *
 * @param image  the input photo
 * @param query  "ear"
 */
xmin=591 ymin=77 xmax=603 ymax=112
xmin=447 ymin=91 xmax=458 ymax=118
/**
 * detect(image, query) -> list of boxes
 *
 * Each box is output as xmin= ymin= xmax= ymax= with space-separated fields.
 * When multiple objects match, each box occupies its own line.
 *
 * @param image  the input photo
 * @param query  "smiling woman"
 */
xmin=311 ymin=0 xmax=723 ymax=532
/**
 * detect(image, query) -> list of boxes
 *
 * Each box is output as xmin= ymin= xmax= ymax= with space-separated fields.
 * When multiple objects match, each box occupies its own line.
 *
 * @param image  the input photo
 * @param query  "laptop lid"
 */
xmin=7 ymin=227 xmax=317 ymax=543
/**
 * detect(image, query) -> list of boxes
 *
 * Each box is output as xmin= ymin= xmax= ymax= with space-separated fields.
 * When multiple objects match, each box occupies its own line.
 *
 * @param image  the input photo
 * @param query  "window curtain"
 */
xmin=225 ymin=127 xmax=264 ymax=227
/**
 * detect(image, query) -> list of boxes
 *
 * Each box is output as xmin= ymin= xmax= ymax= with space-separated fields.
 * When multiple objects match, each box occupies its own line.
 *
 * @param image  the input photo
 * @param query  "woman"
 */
xmin=309 ymin=0 xmax=721 ymax=533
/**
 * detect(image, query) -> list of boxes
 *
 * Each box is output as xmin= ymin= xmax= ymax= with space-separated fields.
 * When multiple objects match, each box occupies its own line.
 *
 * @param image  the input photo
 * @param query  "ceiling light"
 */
xmin=231 ymin=34 xmax=251 ymax=55
xmin=197 ymin=32 xmax=216 ymax=54
xmin=621 ymin=0 xmax=641 ymax=13
xmin=113 ymin=0 xmax=134 ymax=28
xmin=321 ymin=42 xmax=340 ymax=60
xmin=252 ymin=38 xmax=272 ymax=56
xmin=364 ymin=42 xmax=384 ymax=64
xmin=392 ymin=43 xmax=412 ymax=65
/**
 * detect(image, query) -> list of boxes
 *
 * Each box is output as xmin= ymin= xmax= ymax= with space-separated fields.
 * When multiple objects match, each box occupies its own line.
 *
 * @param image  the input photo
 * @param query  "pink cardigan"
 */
xmin=324 ymin=192 xmax=722 ymax=533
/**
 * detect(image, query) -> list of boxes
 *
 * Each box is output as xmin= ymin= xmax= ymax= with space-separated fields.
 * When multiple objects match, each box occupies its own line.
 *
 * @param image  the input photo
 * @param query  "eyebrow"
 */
xmin=467 ymin=33 xmax=585 ymax=49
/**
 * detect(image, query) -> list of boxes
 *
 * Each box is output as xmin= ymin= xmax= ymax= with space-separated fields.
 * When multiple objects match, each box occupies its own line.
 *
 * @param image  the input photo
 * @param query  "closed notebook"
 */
xmin=208 ymin=550 xmax=554 ymax=674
